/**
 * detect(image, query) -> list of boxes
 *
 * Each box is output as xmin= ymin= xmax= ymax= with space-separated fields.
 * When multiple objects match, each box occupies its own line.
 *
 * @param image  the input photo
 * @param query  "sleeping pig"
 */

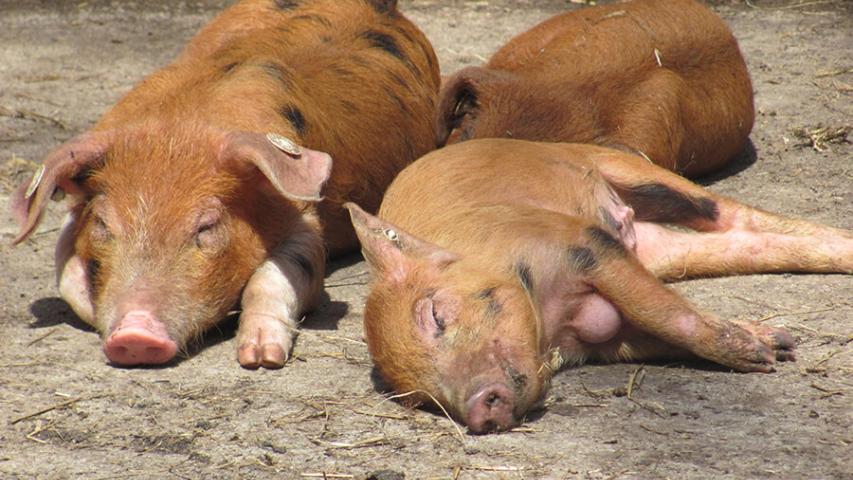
xmin=10 ymin=0 xmax=439 ymax=368
xmin=347 ymin=139 xmax=853 ymax=433
xmin=436 ymin=0 xmax=753 ymax=177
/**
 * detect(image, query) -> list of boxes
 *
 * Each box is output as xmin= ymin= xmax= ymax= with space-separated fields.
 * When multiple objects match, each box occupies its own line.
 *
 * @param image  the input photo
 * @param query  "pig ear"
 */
xmin=435 ymin=66 xmax=494 ymax=147
xmin=10 ymin=132 xmax=111 ymax=245
xmin=220 ymin=132 xmax=332 ymax=202
xmin=344 ymin=202 xmax=458 ymax=282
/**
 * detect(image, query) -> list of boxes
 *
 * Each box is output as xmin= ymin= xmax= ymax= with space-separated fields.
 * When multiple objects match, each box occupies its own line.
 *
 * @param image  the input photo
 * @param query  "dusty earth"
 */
xmin=0 ymin=0 xmax=851 ymax=478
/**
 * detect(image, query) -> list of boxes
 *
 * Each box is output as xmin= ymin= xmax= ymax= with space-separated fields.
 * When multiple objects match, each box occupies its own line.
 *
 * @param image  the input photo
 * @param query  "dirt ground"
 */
xmin=1 ymin=0 xmax=851 ymax=478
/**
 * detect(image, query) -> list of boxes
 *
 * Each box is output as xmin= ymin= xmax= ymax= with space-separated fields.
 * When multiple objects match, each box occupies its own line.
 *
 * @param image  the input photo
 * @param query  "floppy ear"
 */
xmin=220 ymin=131 xmax=332 ymax=202
xmin=344 ymin=202 xmax=458 ymax=283
xmin=10 ymin=132 xmax=111 ymax=245
xmin=436 ymin=66 xmax=512 ymax=147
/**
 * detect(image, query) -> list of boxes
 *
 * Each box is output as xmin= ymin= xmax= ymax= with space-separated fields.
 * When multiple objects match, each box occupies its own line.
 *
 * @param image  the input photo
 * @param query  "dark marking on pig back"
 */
xmin=365 ymin=0 xmax=398 ymax=15
xmin=476 ymin=287 xmax=503 ymax=318
xmin=281 ymin=105 xmax=306 ymax=136
xmin=273 ymin=0 xmax=300 ymax=9
xmin=616 ymin=183 xmax=719 ymax=224
xmin=567 ymin=246 xmax=598 ymax=272
xmin=586 ymin=226 xmax=626 ymax=255
xmin=514 ymin=262 xmax=533 ymax=293
xmin=361 ymin=31 xmax=411 ymax=70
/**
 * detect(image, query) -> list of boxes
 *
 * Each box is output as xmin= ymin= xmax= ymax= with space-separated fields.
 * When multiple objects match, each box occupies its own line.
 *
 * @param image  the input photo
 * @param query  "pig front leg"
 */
xmin=560 ymin=226 xmax=796 ymax=372
xmin=237 ymin=227 xmax=325 ymax=369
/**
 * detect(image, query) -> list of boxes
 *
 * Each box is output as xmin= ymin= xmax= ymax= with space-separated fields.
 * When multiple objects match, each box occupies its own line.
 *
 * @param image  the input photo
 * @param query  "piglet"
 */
xmin=10 ymin=0 xmax=439 ymax=368
xmin=347 ymin=139 xmax=853 ymax=433
xmin=437 ymin=0 xmax=753 ymax=177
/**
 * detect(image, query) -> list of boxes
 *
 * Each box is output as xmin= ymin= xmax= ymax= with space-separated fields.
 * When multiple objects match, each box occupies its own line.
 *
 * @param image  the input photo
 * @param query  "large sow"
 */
xmin=10 ymin=0 xmax=439 ymax=368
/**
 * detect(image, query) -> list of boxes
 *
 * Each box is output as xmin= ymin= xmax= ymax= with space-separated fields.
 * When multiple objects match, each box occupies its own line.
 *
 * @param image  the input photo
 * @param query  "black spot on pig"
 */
xmin=586 ymin=226 xmax=625 ymax=255
xmin=567 ymin=246 xmax=598 ymax=272
xmin=617 ymin=183 xmax=719 ymax=224
xmin=283 ymin=251 xmax=314 ymax=279
xmin=273 ymin=0 xmax=300 ymax=9
xmin=362 ymin=31 xmax=407 ymax=64
xmin=281 ymin=105 xmax=306 ymax=136
xmin=365 ymin=0 xmax=398 ymax=15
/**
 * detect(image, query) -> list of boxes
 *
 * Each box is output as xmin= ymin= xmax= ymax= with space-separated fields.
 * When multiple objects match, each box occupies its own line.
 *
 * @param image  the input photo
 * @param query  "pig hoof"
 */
xmin=237 ymin=312 xmax=294 ymax=369
xmin=718 ymin=321 xmax=797 ymax=373
xmin=735 ymin=321 xmax=797 ymax=363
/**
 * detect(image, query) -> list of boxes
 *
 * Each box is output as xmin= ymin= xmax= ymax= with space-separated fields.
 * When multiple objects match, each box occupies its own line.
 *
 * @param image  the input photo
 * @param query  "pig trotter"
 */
xmin=236 ymin=312 xmax=294 ymax=369
xmin=709 ymin=321 xmax=796 ymax=373
xmin=237 ymin=231 xmax=324 ymax=369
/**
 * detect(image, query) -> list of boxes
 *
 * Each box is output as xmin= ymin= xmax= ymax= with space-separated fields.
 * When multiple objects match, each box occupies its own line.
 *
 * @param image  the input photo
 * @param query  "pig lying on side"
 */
xmin=347 ymin=139 xmax=853 ymax=434
xmin=10 ymin=0 xmax=439 ymax=368
xmin=437 ymin=0 xmax=753 ymax=177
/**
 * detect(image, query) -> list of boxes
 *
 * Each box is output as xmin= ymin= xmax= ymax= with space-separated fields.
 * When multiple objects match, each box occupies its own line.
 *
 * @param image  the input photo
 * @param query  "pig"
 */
xmin=436 ymin=0 xmax=754 ymax=177
xmin=346 ymin=138 xmax=853 ymax=434
xmin=9 ymin=0 xmax=440 ymax=368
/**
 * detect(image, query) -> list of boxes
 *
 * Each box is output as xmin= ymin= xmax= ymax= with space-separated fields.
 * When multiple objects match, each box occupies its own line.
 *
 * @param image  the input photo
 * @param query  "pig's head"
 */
xmin=435 ymin=66 xmax=600 ymax=147
xmin=10 ymin=124 xmax=331 ymax=366
xmin=346 ymin=203 xmax=550 ymax=434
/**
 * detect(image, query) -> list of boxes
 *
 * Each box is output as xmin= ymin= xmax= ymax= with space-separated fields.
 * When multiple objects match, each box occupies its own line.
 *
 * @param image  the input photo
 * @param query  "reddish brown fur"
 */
xmin=349 ymin=139 xmax=852 ymax=432
xmin=436 ymin=0 xmax=754 ymax=177
xmin=11 ymin=0 xmax=439 ymax=365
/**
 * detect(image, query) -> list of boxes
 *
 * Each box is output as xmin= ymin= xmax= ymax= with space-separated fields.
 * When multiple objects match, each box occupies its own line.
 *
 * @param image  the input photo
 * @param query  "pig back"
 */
xmin=94 ymin=0 xmax=441 ymax=256
xmin=378 ymin=139 xmax=613 ymax=256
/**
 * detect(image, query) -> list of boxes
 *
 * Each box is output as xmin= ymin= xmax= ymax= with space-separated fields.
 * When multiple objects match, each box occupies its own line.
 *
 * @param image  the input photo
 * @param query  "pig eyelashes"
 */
xmin=194 ymin=210 xmax=226 ymax=251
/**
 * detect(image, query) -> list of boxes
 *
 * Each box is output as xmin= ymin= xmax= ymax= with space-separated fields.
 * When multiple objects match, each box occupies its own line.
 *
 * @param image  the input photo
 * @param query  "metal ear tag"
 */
xmin=384 ymin=229 xmax=398 ymax=241
xmin=24 ymin=165 xmax=46 ymax=199
xmin=266 ymin=133 xmax=302 ymax=156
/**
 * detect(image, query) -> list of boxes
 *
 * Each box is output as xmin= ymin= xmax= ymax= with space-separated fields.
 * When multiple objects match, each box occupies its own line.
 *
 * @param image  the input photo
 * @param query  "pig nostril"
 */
xmin=486 ymin=392 xmax=500 ymax=408
xmin=482 ymin=420 xmax=497 ymax=432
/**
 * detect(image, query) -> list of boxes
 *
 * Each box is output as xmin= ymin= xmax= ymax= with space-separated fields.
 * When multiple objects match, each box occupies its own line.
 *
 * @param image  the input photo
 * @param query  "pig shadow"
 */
xmin=694 ymin=139 xmax=758 ymax=186
xmin=28 ymin=297 xmax=96 ymax=332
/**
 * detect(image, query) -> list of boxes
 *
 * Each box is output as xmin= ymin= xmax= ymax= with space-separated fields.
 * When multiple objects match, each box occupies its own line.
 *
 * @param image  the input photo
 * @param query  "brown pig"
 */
xmin=436 ymin=0 xmax=754 ymax=177
xmin=347 ymin=139 xmax=853 ymax=433
xmin=9 ymin=0 xmax=439 ymax=368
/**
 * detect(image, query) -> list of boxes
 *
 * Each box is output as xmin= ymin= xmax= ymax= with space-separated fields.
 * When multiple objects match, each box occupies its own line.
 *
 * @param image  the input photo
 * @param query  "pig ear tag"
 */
xmin=24 ymin=165 xmax=46 ymax=199
xmin=266 ymin=133 xmax=302 ymax=157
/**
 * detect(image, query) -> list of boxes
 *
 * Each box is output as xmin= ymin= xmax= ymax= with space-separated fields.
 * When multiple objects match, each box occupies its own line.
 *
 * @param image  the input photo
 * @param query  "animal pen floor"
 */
xmin=0 ymin=1 xmax=851 ymax=478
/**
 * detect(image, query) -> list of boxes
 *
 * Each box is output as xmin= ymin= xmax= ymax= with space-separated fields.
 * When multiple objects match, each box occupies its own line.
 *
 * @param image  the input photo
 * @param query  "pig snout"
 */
xmin=463 ymin=382 xmax=518 ymax=434
xmin=103 ymin=310 xmax=178 ymax=366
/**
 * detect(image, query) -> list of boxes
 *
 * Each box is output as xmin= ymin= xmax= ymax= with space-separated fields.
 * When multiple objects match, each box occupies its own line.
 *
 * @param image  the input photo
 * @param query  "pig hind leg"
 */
xmin=237 ymin=228 xmax=324 ymax=369
xmin=594 ymin=153 xmax=853 ymax=280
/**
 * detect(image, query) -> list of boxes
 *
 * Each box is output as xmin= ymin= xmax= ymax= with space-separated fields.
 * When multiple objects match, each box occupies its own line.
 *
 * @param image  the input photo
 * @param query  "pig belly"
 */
xmin=570 ymin=294 xmax=622 ymax=344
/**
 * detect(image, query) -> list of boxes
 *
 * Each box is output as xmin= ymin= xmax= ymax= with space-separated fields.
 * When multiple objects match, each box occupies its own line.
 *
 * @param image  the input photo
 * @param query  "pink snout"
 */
xmin=464 ymin=382 xmax=518 ymax=434
xmin=103 ymin=311 xmax=178 ymax=366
